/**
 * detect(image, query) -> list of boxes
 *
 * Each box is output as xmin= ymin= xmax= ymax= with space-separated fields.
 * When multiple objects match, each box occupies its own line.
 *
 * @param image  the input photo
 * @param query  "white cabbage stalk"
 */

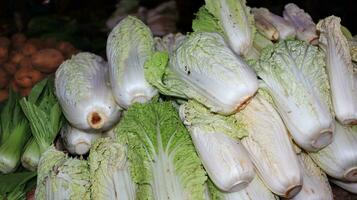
xmin=61 ymin=124 xmax=102 ymax=155
xmin=145 ymin=32 xmax=258 ymax=115
xmin=309 ymin=121 xmax=357 ymax=181
xmin=317 ymin=16 xmax=357 ymax=125
xmin=292 ymin=153 xmax=333 ymax=200
xmin=283 ymin=3 xmax=318 ymax=44
xmin=206 ymin=176 xmax=278 ymax=200
xmin=55 ymin=52 xmax=121 ymax=131
xmin=180 ymin=101 xmax=255 ymax=192
xmin=252 ymin=9 xmax=279 ymax=41
xmin=89 ymin=138 xmax=136 ymax=200
xmin=331 ymin=179 xmax=357 ymax=194
xmin=252 ymin=8 xmax=296 ymax=40
xmin=239 ymin=92 xmax=302 ymax=198
xmin=253 ymin=40 xmax=334 ymax=151
xmin=154 ymin=33 xmax=186 ymax=54
xmin=192 ymin=129 xmax=255 ymax=192
xmin=204 ymin=0 xmax=255 ymax=56
xmin=107 ymin=16 xmax=157 ymax=109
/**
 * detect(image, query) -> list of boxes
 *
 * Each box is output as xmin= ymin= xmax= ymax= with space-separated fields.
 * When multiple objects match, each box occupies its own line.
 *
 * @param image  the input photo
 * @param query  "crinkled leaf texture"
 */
xmin=116 ymin=101 xmax=207 ymax=200
xmin=145 ymin=32 xmax=258 ymax=115
xmin=89 ymin=137 xmax=136 ymax=200
xmin=35 ymin=146 xmax=91 ymax=200
xmin=107 ymin=16 xmax=157 ymax=109
xmin=55 ymin=52 xmax=121 ymax=131
xmin=253 ymin=39 xmax=333 ymax=151
xmin=317 ymin=16 xmax=357 ymax=125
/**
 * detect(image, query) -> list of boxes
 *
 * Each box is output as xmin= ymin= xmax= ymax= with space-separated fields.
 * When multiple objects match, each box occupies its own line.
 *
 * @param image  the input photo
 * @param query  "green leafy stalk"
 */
xmin=20 ymin=80 xmax=63 ymax=154
xmin=0 ymin=171 xmax=36 ymax=199
xmin=21 ymin=138 xmax=41 ymax=171
xmin=116 ymin=101 xmax=207 ymax=199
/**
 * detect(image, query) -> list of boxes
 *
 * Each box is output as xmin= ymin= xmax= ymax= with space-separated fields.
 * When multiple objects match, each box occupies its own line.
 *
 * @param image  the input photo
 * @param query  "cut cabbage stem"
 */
xmin=345 ymin=167 xmax=357 ymax=180
xmin=87 ymin=111 xmax=106 ymax=129
xmin=311 ymin=129 xmax=333 ymax=149
xmin=286 ymin=185 xmax=302 ymax=198
xmin=131 ymin=94 xmax=150 ymax=104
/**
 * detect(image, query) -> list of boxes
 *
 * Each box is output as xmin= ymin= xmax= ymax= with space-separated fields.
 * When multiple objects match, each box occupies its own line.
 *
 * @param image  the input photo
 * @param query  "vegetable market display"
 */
xmin=1 ymin=0 xmax=357 ymax=199
xmin=0 ymin=33 xmax=79 ymax=102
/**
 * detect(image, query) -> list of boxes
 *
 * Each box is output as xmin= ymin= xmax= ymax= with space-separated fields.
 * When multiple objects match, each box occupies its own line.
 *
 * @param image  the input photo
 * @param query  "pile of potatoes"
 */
xmin=0 ymin=33 xmax=79 ymax=102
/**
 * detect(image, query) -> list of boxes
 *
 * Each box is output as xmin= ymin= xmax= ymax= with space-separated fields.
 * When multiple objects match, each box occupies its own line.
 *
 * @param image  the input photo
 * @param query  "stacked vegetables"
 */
xmin=0 ymin=33 xmax=78 ymax=102
xmin=1 ymin=0 xmax=357 ymax=199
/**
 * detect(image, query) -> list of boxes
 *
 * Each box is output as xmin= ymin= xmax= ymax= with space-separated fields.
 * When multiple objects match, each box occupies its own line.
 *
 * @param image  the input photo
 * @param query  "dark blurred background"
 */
xmin=0 ymin=0 xmax=355 ymax=53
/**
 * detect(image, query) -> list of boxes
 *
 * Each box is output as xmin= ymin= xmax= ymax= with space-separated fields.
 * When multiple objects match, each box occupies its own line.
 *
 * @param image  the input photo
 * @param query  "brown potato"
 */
xmin=0 ymin=68 xmax=9 ymax=88
xmin=31 ymin=49 xmax=64 ymax=73
xmin=27 ymin=38 xmax=45 ymax=49
xmin=44 ymin=38 xmax=57 ymax=48
xmin=0 ymin=89 xmax=9 ymax=102
xmin=56 ymin=41 xmax=76 ymax=58
xmin=19 ymin=56 xmax=32 ymax=69
xmin=11 ymin=33 xmax=27 ymax=48
xmin=15 ymin=66 xmax=44 ymax=88
xmin=0 ymin=46 xmax=8 ymax=60
xmin=22 ymin=42 xmax=38 ymax=56
xmin=10 ymin=52 xmax=25 ymax=64
xmin=3 ymin=62 xmax=18 ymax=75
xmin=0 ymin=37 xmax=10 ymax=48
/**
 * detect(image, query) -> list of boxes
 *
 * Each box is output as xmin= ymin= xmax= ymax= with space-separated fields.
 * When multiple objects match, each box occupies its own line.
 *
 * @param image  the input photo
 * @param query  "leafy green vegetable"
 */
xmin=89 ymin=138 xmax=136 ymax=200
xmin=192 ymin=6 xmax=224 ymax=36
xmin=253 ymin=39 xmax=333 ymax=151
xmin=179 ymin=101 xmax=255 ymax=192
xmin=35 ymin=146 xmax=91 ymax=200
xmin=20 ymin=79 xmax=63 ymax=170
xmin=204 ymin=0 xmax=255 ymax=56
xmin=145 ymin=32 xmax=258 ymax=115
xmin=107 ymin=16 xmax=157 ymax=109
xmin=116 ymin=101 xmax=207 ymax=199
xmin=317 ymin=16 xmax=357 ymax=125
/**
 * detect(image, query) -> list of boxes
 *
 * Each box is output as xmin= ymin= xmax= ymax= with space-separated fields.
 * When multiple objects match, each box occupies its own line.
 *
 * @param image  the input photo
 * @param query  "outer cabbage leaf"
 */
xmin=206 ymin=176 xmax=278 ymax=200
xmin=292 ymin=153 xmax=333 ymax=200
xmin=204 ymin=0 xmax=255 ymax=56
xmin=89 ymin=138 xmax=136 ymax=200
xmin=35 ymin=146 xmax=91 ymax=200
xmin=309 ymin=121 xmax=357 ymax=181
xmin=179 ymin=100 xmax=254 ymax=192
xmin=107 ymin=16 xmax=157 ymax=109
xmin=145 ymin=32 xmax=258 ymax=115
xmin=116 ymin=101 xmax=207 ymax=200
xmin=317 ymin=16 xmax=357 ymax=125
xmin=253 ymin=39 xmax=333 ymax=151
xmin=192 ymin=6 xmax=224 ymax=36
xmin=55 ymin=52 xmax=121 ymax=131
xmin=239 ymin=92 xmax=302 ymax=198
